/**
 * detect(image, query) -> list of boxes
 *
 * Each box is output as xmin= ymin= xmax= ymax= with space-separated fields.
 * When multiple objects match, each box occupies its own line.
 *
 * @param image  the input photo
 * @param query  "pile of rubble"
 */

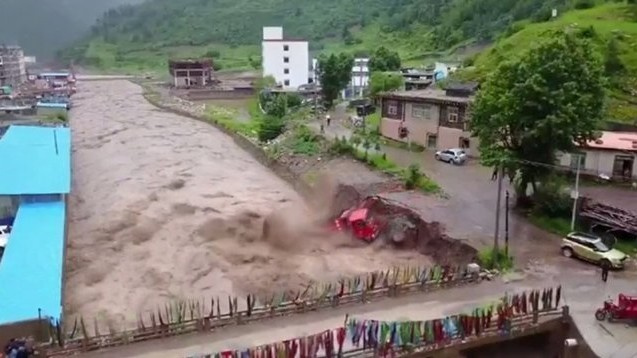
xmin=330 ymin=184 xmax=479 ymax=265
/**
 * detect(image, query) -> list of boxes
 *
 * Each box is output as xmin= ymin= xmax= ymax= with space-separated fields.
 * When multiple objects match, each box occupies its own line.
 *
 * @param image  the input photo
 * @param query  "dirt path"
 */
xmin=65 ymin=81 xmax=433 ymax=331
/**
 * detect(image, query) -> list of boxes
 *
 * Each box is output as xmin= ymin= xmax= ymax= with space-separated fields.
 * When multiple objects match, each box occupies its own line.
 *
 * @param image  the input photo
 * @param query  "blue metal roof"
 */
xmin=0 ymin=200 xmax=66 ymax=324
xmin=36 ymin=102 xmax=68 ymax=109
xmin=0 ymin=126 xmax=71 ymax=194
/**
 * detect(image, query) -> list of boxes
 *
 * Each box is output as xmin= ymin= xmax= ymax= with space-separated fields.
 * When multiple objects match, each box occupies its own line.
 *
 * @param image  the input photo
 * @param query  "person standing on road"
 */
xmin=491 ymin=167 xmax=498 ymax=181
xmin=601 ymin=261 xmax=610 ymax=282
xmin=326 ymin=114 xmax=331 ymax=127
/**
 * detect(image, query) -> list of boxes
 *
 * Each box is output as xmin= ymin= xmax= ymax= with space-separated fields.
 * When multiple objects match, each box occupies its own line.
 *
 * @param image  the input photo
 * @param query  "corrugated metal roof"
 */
xmin=0 ymin=200 xmax=66 ymax=324
xmin=39 ymin=72 xmax=70 ymax=77
xmin=0 ymin=125 xmax=71 ymax=194
xmin=36 ymin=102 xmax=68 ymax=109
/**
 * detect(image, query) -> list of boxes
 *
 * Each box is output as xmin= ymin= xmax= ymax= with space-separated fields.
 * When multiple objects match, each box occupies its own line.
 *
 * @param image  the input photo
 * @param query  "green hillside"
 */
xmin=463 ymin=3 xmax=637 ymax=124
xmin=59 ymin=0 xmax=575 ymax=73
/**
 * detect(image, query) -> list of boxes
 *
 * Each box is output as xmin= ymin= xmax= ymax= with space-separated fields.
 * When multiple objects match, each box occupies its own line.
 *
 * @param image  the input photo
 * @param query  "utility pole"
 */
xmin=505 ymin=190 xmax=510 ymax=256
xmin=494 ymin=165 xmax=504 ymax=253
xmin=571 ymin=155 xmax=582 ymax=230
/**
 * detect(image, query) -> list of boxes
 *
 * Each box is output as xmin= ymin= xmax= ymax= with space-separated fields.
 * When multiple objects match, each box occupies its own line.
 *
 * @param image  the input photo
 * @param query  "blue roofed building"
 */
xmin=0 ymin=125 xmax=71 ymax=341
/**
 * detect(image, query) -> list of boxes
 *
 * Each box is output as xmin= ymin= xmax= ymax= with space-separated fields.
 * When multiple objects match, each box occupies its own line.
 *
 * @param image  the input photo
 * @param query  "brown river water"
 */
xmin=64 ymin=80 xmax=428 ymax=330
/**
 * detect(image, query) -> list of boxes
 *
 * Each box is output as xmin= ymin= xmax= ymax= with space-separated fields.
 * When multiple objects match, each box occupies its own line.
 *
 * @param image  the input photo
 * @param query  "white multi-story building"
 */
xmin=342 ymin=58 xmax=369 ymax=99
xmin=0 ymin=46 xmax=27 ymax=88
xmin=261 ymin=27 xmax=309 ymax=89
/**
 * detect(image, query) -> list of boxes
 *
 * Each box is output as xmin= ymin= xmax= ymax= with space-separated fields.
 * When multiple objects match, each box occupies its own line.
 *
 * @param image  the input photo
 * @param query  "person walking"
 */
xmin=601 ymin=261 xmax=610 ymax=283
xmin=491 ymin=167 xmax=498 ymax=181
xmin=326 ymin=114 xmax=331 ymax=127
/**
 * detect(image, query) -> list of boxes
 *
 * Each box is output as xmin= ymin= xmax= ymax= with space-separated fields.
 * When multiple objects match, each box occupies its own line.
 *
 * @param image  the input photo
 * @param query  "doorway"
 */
xmin=612 ymin=155 xmax=634 ymax=180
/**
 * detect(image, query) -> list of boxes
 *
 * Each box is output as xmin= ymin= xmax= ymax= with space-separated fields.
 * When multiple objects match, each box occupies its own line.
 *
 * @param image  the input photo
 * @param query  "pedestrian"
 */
xmin=491 ymin=167 xmax=498 ymax=181
xmin=326 ymin=114 xmax=331 ymax=127
xmin=601 ymin=261 xmax=610 ymax=283
xmin=320 ymin=123 xmax=324 ymax=134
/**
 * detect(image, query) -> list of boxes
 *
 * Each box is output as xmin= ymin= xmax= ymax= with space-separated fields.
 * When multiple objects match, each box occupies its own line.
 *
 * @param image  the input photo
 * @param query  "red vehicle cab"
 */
xmin=595 ymin=294 xmax=637 ymax=322
xmin=331 ymin=207 xmax=381 ymax=242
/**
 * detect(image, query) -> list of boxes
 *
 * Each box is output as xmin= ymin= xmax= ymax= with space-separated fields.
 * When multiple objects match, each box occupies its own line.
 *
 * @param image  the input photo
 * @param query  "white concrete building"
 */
xmin=0 ymin=46 xmax=27 ymax=88
xmin=558 ymin=131 xmax=637 ymax=180
xmin=342 ymin=58 xmax=370 ymax=99
xmin=261 ymin=27 xmax=309 ymax=89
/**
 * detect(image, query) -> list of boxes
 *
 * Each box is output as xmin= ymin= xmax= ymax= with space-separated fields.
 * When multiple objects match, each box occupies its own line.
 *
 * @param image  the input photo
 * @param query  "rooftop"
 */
xmin=36 ymin=102 xmax=68 ymax=109
xmin=380 ymin=89 xmax=473 ymax=104
xmin=583 ymin=131 xmax=637 ymax=152
xmin=0 ymin=200 xmax=66 ymax=324
xmin=0 ymin=125 xmax=71 ymax=195
xmin=38 ymin=72 xmax=71 ymax=78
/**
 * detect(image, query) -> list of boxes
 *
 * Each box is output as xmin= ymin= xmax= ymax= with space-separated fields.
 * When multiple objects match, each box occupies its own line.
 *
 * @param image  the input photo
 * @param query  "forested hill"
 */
xmin=84 ymin=0 xmax=571 ymax=48
xmin=0 ymin=0 xmax=144 ymax=59
xmin=60 ymin=0 xmax=576 ymax=70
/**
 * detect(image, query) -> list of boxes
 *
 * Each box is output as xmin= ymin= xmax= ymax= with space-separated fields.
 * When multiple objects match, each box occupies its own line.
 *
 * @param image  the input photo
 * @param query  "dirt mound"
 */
xmin=328 ymin=184 xmax=478 ymax=265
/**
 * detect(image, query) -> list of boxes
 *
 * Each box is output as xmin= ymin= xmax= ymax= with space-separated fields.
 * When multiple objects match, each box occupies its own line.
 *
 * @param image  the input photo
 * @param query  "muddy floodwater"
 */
xmin=65 ymin=80 xmax=430 ymax=329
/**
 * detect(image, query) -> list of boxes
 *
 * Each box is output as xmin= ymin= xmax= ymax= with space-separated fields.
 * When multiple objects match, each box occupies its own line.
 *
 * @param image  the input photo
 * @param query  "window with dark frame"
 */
xmin=448 ymin=106 xmax=459 ymax=122
xmin=284 ymin=57 xmax=289 ymax=63
xmin=284 ymin=68 xmax=289 ymax=74
xmin=284 ymin=79 xmax=290 ymax=86
xmin=388 ymin=104 xmax=398 ymax=115
xmin=283 ymin=44 xmax=289 ymax=51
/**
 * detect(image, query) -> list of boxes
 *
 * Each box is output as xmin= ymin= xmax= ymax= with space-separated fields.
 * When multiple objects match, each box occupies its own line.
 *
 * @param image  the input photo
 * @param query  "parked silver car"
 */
xmin=434 ymin=148 xmax=467 ymax=165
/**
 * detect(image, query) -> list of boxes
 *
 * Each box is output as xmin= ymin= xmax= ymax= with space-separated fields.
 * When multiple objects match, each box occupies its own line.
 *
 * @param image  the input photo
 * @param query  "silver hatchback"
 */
xmin=435 ymin=148 xmax=467 ymax=165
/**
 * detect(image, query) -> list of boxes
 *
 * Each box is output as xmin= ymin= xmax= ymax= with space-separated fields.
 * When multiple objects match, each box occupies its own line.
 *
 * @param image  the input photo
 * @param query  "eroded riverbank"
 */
xmin=64 ymin=80 xmax=431 ymax=329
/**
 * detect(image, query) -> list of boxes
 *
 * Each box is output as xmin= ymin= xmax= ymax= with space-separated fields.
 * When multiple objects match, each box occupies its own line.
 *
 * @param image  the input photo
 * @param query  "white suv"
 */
xmin=435 ymin=148 xmax=467 ymax=165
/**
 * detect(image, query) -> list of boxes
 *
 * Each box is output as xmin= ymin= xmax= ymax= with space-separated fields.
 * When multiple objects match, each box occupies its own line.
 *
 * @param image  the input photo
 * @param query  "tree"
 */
xmin=471 ymin=31 xmax=606 ymax=197
xmin=317 ymin=53 xmax=354 ymax=108
xmin=604 ymin=37 xmax=625 ymax=76
xmin=369 ymin=47 xmax=402 ymax=72
xmin=369 ymin=72 xmax=404 ymax=97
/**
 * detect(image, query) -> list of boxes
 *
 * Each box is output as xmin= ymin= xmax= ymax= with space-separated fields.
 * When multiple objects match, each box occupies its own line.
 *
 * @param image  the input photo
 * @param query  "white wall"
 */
xmin=342 ymin=58 xmax=369 ymax=98
xmin=262 ymin=40 xmax=309 ymax=89
xmin=263 ymin=27 xmax=283 ymax=40
xmin=559 ymin=150 xmax=637 ymax=179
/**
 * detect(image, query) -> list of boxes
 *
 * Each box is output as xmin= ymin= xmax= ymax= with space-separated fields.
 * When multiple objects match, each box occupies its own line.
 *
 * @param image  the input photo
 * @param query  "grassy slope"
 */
xmin=468 ymin=3 xmax=637 ymax=124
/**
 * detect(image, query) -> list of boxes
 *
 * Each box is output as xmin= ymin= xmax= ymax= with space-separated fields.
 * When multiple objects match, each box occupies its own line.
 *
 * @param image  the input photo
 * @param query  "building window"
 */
xmin=284 ymin=68 xmax=289 ymax=74
xmin=284 ymin=57 xmax=289 ymax=63
xmin=388 ymin=103 xmax=398 ymax=115
xmin=448 ymin=106 xmax=459 ymax=122
xmin=412 ymin=104 xmax=431 ymax=119
xmin=283 ymin=45 xmax=289 ymax=51
xmin=427 ymin=134 xmax=437 ymax=149
xmin=613 ymin=155 xmax=634 ymax=178
xmin=284 ymin=79 xmax=290 ymax=86
xmin=570 ymin=153 xmax=586 ymax=169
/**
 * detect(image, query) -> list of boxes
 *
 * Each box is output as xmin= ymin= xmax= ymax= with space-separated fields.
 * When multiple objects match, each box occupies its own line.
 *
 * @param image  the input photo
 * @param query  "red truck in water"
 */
xmin=330 ymin=198 xmax=383 ymax=242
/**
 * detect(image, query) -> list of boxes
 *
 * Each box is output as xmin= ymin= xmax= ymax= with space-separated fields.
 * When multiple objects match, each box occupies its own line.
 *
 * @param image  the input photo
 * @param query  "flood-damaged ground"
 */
xmin=65 ymin=80 xmax=476 ymax=331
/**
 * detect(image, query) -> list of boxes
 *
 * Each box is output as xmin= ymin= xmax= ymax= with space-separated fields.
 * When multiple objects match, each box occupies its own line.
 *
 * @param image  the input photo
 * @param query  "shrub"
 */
xmin=257 ymin=116 xmax=285 ymax=142
xmin=403 ymin=164 xmax=422 ymax=190
xmin=290 ymin=125 xmax=320 ymax=155
xmin=329 ymin=136 xmax=353 ymax=155
xmin=574 ymin=0 xmax=594 ymax=9
xmin=479 ymin=247 xmax=514 ymax=270
xmin=532 ymin=175 xmax=571 ymax=218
